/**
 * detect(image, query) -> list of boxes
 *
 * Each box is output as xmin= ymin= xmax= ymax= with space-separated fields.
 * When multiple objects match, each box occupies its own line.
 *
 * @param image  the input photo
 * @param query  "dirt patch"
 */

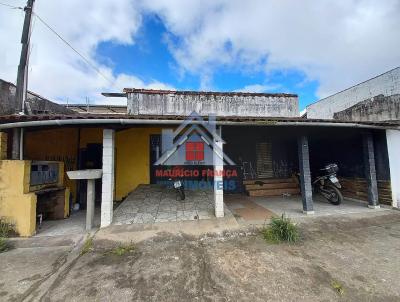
xmin=38 ymin=211 xmax=400 ymax=301
xmin=1 ymin=211 xmax=399 ymax=301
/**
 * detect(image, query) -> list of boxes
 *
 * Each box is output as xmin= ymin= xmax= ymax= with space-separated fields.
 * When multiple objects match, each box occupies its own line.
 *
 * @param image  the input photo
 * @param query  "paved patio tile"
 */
xmin=113 ymin=185 xmax=226 ymax=225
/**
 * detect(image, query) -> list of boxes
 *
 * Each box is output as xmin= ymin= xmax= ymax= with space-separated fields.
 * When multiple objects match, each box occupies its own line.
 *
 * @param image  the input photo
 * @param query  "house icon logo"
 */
xmin=154 ymin=111 xmax=235 ymax=166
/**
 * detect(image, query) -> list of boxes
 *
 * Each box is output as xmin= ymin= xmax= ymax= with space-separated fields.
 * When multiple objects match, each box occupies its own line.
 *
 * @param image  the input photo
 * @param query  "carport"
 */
xmin=222 ymin=122 xmax=394 ymax=218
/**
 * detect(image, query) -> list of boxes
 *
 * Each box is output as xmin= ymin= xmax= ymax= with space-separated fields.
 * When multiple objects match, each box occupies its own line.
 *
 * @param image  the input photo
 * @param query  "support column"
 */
xmin=213 ymin=126 xmax=224 ymax=218
xmin=386 ymin=130 xmax=400 ymax=208
xmin=363 ymin=132 xmax=379 ymax=209
xmin=101 ymin=129 xmax=115 ymax=227
xmin=86 ymin=179 xmax=95 ymax=230
xmin=0 ymin=132 xmax=8 ymax=160
xmin=297 ymin=135 xmax=314 ymax=214
xmin=11 ymin=128 xmax=20 ymax=160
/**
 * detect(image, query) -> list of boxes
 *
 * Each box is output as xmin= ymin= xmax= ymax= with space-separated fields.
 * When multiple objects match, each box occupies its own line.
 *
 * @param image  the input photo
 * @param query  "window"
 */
xmin=185 ymin=141 xmax=204 ymax=161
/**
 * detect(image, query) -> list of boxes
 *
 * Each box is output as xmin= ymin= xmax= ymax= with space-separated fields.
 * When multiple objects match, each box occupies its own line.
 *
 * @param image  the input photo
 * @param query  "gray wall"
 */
xmin=307 ymin=67 xmax=400 ymax=119
xmin=333 ymin=94 xmax=400 ymax=122
xmin=0 ymin=79 xmax=75 ymax=115
xmin=127 ymin=92 xmax=299 ymax=117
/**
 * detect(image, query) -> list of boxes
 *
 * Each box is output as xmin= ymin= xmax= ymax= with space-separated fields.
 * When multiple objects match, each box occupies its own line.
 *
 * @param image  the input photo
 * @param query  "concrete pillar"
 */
xmin=86 ymin=179 xmax=95 ymax=230
xmin=11 ymin=128 xmax=20 ymax=160
xmin=362 ymin=132 xmax=379 ymax=208
xmin=0 ymin=132 xmax=8 ymax=160
xmin=297 ymin=135 xmax=314 ymax=214
xmin=213 ymin=126 xmax=224 ymax=217
xmin=386 ymin=130 xmax=400 ymax=208
xmin=101 ymin=129 xmax=115 ymax=227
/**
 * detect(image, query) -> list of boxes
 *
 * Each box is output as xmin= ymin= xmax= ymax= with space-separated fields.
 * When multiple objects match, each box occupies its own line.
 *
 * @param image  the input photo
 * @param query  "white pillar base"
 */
xmin=101 ymin=129 xmax=115 ymax=228
xmin=368 ymin=205 xmax=380 ymax=209
xmin=302 ymin=210 xmax=315 ymax=215
xmin=86 ymin=179 xmax=95 ymax=230
xmin=386 ymin=130 xmax=400 ymax=209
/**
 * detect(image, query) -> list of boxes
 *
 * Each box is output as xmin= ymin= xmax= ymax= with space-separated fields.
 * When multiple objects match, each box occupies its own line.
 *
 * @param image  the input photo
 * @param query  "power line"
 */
xmin=0 ymin=2 xmax=23 ymax=9
xmin=1 ymin=2 xmax=115 ymax=85
xmin=32 ymin=12 xmax=114 ymax=85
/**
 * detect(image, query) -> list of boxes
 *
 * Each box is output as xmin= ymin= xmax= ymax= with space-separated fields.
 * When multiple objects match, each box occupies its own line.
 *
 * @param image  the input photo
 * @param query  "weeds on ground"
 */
xmin=0 ymin=237 xmax=9 ymax=253
xmin=0 ymin=217 xmax=15 ymax=237
xmin=331 ymin=280 xmax=344 ymax=295
xmin=261 ymin=214 xmax=299 ymax=243
xmin=80 ymin=236 xmax=94 ymax=256
xmin=0 ymin=218 xmax=16 ymax=253
xmin=106 ymin=242 xmax=135 ymax=256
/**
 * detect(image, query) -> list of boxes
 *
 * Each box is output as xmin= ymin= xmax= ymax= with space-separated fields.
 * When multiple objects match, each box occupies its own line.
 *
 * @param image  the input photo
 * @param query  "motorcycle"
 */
xmin=313 ymin=163 xmax=343 ymax=205
xmin=169 ymin=177 xmax=185 ymax=201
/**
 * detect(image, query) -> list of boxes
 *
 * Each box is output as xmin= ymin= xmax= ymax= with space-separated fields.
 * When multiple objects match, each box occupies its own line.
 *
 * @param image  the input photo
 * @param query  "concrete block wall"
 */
xmin=127 ymin=91 xmax=299 ymax=117
xmin=0 ymin=79 xmax=75 ymax=115
xmin=333 ymin=94 xmax=400 ymax=122
xmin=307 ymin=67 xmax=400 ymax=119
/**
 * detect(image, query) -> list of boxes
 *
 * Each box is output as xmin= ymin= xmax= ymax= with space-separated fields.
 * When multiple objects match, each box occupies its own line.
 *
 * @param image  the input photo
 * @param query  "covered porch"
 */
xmin=0 ymin=114 xmax=399 ymax=236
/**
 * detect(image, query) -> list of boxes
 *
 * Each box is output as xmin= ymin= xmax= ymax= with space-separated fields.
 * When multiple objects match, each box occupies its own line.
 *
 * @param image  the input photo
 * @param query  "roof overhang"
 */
xmin=0 ymin=115 xmax=398 ymax=130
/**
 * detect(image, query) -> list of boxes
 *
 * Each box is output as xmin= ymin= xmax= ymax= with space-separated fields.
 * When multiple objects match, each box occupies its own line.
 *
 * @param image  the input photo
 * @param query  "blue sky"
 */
xmin=96 ymin=14 xmax=319 ymax=109
xmin=1 ymin=0 xmax=399 ymax=109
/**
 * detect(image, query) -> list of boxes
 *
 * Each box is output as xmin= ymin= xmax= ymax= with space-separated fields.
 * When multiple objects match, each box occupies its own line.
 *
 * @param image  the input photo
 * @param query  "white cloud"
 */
xmin=233 ymin=83 xmax=281 ymax=93
xmin=0 ymin=0 xmax=173 ymax=105
xmin=143 ymin=0 xmax=400 ymax=98
xmin=1 ymin=0 xmax=399 ymax=106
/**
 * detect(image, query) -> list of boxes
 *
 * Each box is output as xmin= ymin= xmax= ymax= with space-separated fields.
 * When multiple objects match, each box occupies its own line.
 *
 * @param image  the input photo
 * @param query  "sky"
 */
xmin=0 ymin=0 xmax=399 ymax=110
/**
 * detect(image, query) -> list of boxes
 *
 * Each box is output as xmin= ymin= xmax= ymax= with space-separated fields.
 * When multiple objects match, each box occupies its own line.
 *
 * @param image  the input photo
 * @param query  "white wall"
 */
xmin=128 ymin=92 xmax=299 ymax=117
xmin=307 ymin=67 xmax=400 ymax=119
xmin=386 ymin=129 xmax=400 ymax=208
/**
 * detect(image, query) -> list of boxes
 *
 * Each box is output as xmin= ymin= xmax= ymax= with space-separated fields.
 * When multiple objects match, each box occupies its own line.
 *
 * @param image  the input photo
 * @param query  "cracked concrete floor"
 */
xmin=113 ymin=185 xmax=220 ymax=224
xmin=1 ymin=210 xmax=399 ymax=301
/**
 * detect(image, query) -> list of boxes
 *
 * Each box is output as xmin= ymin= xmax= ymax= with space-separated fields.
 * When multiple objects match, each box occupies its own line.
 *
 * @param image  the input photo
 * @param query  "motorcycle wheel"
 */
xmin=324 ymin=184 xmax=343 ymax=205
xmin=177 ymin=188 xmax=185 ymax=201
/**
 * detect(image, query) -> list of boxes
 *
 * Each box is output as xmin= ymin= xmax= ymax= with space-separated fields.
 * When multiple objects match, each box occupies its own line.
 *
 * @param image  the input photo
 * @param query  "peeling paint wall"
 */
xmin=0 ymin=79 xmax=75 ymax=115
xmin=127 ymin=93 xmax=299 ymax=117
xmin=333 ymin=94 xmax=400 ymax=121
xmin=307 ymin=67 xmax=400 ymax=119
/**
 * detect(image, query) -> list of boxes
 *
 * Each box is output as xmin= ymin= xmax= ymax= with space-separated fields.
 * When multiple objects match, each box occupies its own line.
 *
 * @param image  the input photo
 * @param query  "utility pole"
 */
xmin=12 ymin=0 xmax=35 ymax=160
xmin=16 ymin=0 xmax=35 ymax=114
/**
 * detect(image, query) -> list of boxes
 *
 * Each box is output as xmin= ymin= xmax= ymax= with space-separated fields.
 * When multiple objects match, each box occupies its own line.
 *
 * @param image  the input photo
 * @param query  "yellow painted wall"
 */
xmin=0 ymin=160 xmax=37 ymax=236
xmin=79 ymin=128 xmax=103 ymax=148
xmin=24 ymin=127 xmax=103 ymax=203
xmin=115 ymin=127 xmax=162 ymax=200
xmin=24 ymin=128 xmax=79 ymax=201
xmin=23 ymin=126 xmax=164 ymax=203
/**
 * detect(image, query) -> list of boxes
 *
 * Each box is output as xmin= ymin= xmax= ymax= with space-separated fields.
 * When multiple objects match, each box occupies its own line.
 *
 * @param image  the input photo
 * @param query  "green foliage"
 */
xmin=262 ymin=214 xmax=299 ymax=243
xmin=80 ymin=236 xmax=94 ymax=256
xmin=0 ymin=218 xmax=15 ymax=238
xmin=0 ymin=237 xmax=9 ymax=253
xmin=331 ymin=280 xmax=344 ymax=295
xmin=109 ymin=243 xmax=135 ymax=256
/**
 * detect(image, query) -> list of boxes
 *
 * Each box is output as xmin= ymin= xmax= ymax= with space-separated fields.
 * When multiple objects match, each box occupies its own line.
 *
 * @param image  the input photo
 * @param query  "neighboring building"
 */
xmin=65 ymin=104 xmax=127 ymax=115
xmin=0 ymin=87 xmax=399 ymax=237
xmin=307 ymin=67 xmax=400 ymax=119
xmin=333 ymin=94 xmax=400 ymax=122
xmin=0 ymin=79 xmax=75 ymax=115
xmin=125 ymin=89 xmax=299 ymax=117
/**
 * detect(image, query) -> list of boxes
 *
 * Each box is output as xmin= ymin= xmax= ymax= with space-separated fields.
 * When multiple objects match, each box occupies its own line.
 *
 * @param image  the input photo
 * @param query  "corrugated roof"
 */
xmin=0 ymin=113 xmax=398 ymax=128
xmin=122 ymin=88 xmax=297 ymax=98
